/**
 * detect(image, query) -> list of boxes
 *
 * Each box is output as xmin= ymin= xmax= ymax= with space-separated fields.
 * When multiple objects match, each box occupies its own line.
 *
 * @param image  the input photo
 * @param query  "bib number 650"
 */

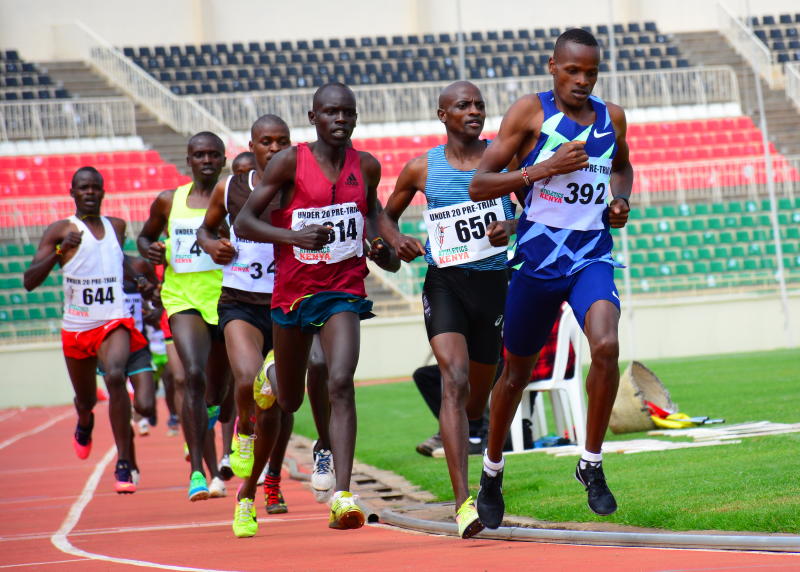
xmin=454 ymin=212 xmax=498 ymax=243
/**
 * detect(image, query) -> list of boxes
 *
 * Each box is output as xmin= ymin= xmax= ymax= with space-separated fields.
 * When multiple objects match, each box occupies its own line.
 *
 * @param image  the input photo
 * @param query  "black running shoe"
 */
xmin=114 ymin=460 xmax=136 ymax=494
xmin=575 ymin=461 xmax=617 ymax=516
xmin=476 ymin=468 xmax=504 ymax=529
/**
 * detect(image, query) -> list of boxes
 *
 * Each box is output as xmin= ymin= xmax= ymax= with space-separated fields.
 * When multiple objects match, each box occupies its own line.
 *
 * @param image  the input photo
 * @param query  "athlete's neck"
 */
xmin=552 ymin=93 xmax=595 ymax=125
xmin=443 ymin=136 xmax=485 ymax=169
xmin=191 ymin=177 xmax=217 ymax=194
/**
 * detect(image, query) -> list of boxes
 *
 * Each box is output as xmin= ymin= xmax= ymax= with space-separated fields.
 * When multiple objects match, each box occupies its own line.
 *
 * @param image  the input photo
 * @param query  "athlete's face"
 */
xmin=549 ymin=42 xmax=600 ymax=109
xmin=309 ymin=87 xmax=357 ymax=146
xmin=438 ymin=85 xmax=485 ymax=138
xmin=249 ymin=124 xmax=291 ymax=171
xmin=187 ymin=136 xmax=226 ymax=182
xmin=70 ymin=171 xmax=105 ymax=214
xmin=231 ymin=156 xmax=256 ymax=176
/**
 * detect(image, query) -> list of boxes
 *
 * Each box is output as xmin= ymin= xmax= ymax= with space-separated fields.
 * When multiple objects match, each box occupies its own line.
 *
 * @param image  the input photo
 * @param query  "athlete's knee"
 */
xmin=327 ymin=373 xmax=355 ymax=405
xmin=277 ymin=393 xmax=302 ymax=413
xmin=103 ymin=367 xmax=127 ymax=390
xmin=590 ymin=334 xmax=619 ymax=366
xmin=500 ymin=369 xmax=533 ymax=395
xmin=134 ymin=396 xmax=155 ymax=418
xmin=441 ymin=374 xmax=470 ymax=406
xmin=184 ymin=363 xmax=206 ymax=386
xmin=74 ymin=393 xmax=97 ymax=412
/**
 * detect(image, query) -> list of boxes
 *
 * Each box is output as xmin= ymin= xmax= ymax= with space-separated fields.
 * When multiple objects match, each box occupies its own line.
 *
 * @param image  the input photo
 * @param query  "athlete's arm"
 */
xmin=361 ymin=153 xmax=400 ymax=272
xmin=235 ymin=147 xmax=330 ymax=249
xmin=470 ymin=95 xmax=589 ymax=201
xmin=607 ymin=103 xmax=633 ymax=229
xmin=23 ymin=220 xmax=74 ymax=291
xmin=487 ymin=218 xmax=518 ymax=247
xmin=378 ymin=154 xmax=426 ymax=262
xmin=137 ymin=190 xmax=174 ymax=266
xmin=128 ymin=256 xmax=158 ymax=300
xmin=197 ymin=179 xmax=236 ymax=265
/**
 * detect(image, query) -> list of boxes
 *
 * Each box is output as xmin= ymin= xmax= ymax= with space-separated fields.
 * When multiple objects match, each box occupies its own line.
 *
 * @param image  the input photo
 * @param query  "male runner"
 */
xmin=469 ymin=29 xmax=633 ymax=525
xmin=137 ymin=132 xmax=231 ymax=501
xmin=231 ymin=151 xmax=256 ymax=176
xmin=24 ymin=166 xmax=148 ymax=493
xmin=378 ymin=81 xmax=516 ymax=538
xmin=235 ymin=82 xmax=398 ymax=531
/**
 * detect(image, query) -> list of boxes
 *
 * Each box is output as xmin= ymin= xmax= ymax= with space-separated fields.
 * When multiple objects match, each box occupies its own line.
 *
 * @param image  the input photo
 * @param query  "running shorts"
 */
xmin=218 ymin=301 xmax=274 ymax=354
xmin=97 ymin=346 xmax=154 ymax=377
xmin=61 ymin=318 xmax=147 ymax=360
xmin=271 ymin=291 xmax=373 ymax=333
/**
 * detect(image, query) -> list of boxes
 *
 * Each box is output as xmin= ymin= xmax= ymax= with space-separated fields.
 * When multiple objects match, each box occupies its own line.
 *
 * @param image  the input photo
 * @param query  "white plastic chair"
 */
xmin=508 ymin=305 xmax=586 ymax=452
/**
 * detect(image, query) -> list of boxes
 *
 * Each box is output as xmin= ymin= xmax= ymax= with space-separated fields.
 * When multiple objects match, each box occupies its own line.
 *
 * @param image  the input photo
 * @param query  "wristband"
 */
xmin=520 ymin=166 xmax=531 ymax=187
xmin=370 ymin=236 xmax=384 ymax=246
xmin=55 ymin=244 xmax=63 ymax=256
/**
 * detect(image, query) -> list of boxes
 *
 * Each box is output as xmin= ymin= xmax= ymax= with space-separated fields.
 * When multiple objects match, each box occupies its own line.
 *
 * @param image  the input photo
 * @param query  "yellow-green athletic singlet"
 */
xmin=160 ymin=182 xmax=223 ymax=324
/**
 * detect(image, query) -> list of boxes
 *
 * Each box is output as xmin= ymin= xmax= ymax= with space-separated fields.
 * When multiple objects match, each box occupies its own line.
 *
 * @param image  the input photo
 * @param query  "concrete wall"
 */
xmin=1 ymin=292 xmax=797 ymax=408
xmin=3 ymin=0 xmax=800 ymax=62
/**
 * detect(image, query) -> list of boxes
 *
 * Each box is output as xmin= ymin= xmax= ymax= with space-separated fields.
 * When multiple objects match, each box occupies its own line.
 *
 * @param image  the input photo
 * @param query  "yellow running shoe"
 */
xmin=229 ymin=430 xmax=255 ymax=478
xmin=328 ymin=491 xmax=365 ymax=530
xmin=456 ymin=496 xmax=484 ymax=539
xmin=253 ymin=350 xmax=277 ymax=410
xmin=232 ymin=496 xmax=258 ymax=538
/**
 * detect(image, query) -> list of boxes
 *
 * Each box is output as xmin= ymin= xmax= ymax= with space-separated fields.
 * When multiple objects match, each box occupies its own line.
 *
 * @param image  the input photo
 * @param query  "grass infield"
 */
xmin=292 ymin=348 xmax=800 ymax=533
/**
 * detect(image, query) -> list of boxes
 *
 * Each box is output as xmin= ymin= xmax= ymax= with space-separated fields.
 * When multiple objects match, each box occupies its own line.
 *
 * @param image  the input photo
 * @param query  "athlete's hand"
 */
xmin=608 ymin=197 xmax=630 ymax=228
xmin=546 ymin=141 xmax=589 ymax=176
xmin=292 ymin=224 xmax=332 ymax=250
xmin=392 ymin=234 xmax=425 ymax=262
xmin=367 ymin=238 xmax=390 ymax=265
xmin=147 ymin=241 xmax=166 ymax=266
xmin=58 ymin=230 xmax=83 ymax=257
xmin=487 ymin=220 xmax=513 ymax=247
xmin=207 ymin=238 xmax=236 ymax=265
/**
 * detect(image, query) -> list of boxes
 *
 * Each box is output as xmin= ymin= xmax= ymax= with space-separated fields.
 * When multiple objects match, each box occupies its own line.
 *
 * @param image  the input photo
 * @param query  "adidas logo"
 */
xmin=345 ymin=173 xmax=359 ymax=186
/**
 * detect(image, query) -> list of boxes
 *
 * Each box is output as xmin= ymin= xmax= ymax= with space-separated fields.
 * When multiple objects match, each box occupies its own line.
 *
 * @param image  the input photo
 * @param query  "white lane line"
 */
xmin=0 ymin=559 xmax=84 ymax=569
xmin=49 ymin=445 xmax=233 ymax=572
xmin=0 ymin=410 xmax=21 ymax=423
xmin=0 ymin=411 xmax=72 ymax=451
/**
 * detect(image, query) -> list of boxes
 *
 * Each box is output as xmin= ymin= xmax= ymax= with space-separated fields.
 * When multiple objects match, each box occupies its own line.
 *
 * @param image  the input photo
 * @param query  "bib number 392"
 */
xmin=563 ymin=182 xmax=606 ymax=205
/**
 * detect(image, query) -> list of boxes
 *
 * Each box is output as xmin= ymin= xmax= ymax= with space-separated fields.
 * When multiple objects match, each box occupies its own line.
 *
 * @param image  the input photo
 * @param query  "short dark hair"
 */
xmin=312 ymin=82 xmax=355 ymax=110
xmin=187 ymin=131 xmax=225 ymax=152
xmin=554 ymin=28 xmax=599 ymax=55
xmin=71 ymin=166 xmax=103 ymax=188
xmin=232 ymin=151 xmax=255 ymax=166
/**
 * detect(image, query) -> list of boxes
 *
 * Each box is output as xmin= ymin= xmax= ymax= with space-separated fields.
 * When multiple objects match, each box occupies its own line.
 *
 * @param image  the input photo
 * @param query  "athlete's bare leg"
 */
xmin=582 ymin=300 xmax=620 ymax=453
xmin=96 ymin=326 xmax=134 ymax=461
xmin=64 ymin=357 xmax=98 ymax=430
xmin=317 ymin=312 xmax=360 ymax=493
xmin=223 ymin=320 xmax=264 ymax=436
xmin=272 ymin=323 xmax=314 ymax=413
xmin=129 ymin=370 xmax=156 ymax=420
xmin=307 ymin=335 xmax=331 ymax=451
xmin=268 ymin=409 xmax=294 ymax=475
xmin=166 ymin=342 xmax=185 ymax=421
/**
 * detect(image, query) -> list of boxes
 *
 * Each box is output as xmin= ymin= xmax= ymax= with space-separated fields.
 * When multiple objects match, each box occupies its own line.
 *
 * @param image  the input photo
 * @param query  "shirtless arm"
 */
xmin=607 ymin=103 xmax=633 ymax=229
xmin=23 ymin=220 xmax=76 ymax=291
xmin=377 ymin=154 xmax=427 ymax=262
xmin=137 ymin=190 xmax=174 ymax=266
xmin=235 ymin=147 xmax=330 ymax=249
xmin=361 ymin=152 xmax=400 ymax=272
xmin=196 ymin=179 xmax=236 ymax=265
xmin=470 ymin=94 xmax=590 ymax=201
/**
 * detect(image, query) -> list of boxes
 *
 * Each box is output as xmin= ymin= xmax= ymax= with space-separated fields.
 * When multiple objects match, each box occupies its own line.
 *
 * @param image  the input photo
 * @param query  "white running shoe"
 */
xmin=311 ymin=440 xmax=335 ymax=492
xmin=209 ymin=476 xmax=227 ymax=498
xmin=137 ymin=418 xmax=150 ymax=436
xmin=256 ymin=465 xmax=267 ymax=486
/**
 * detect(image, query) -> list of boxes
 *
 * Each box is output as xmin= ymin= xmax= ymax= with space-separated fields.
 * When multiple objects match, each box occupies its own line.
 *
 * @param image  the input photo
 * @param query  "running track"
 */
xmin=1 ymin=403 xmax=798 ymax=571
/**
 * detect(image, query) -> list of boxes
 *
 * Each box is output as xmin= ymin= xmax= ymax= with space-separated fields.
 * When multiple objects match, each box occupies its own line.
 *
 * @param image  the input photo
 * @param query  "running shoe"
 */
xmin=264 ymin=473 xmax=287 ymax=514
xmin=311 ymin=441 xmax=335 ymax=492
xmin=456 ymin=496 xmax=484 ymax=539
xmin=73 ymin=413 xmax=94 ymax=460
xmin=253 ymin=350 xmax=277 ymax=410
xmin=209 ymin=476 xmax=227 ymax=498
xmin=575 ymin=461 xmax=617 ymax=516
xmin=230 ymin=430 xmax=256 ymax=478
xmin=188 ymin=471 xmax=209 ymax=501
xmin=131 ymin=469 xmax=141 ymax=486
xmin=232 ymin=496 xmax=258 ymax=538
xmin=207 ymin=405 xmax=221 ymax=431
xmin=476 ymin=468 xmax=504 ymax=529
xmin=219 ymin=454 xmax=234 ymax=481
xmin=328 ymin=491 xmax=365 ymax=530
xmin=166 ymin=414 xmax=180 ymax=437
xmin=114 ymin=460 xmax=136 ymax=494
xmin=137 ymin=418 xmax=150 ymax=436
xmin=415 ymin=432 xmax=442 ymax=457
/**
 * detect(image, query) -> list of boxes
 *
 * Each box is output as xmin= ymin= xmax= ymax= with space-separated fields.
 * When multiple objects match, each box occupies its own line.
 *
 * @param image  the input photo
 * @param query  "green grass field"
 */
xmin=292 ymin=348 xmax=800 ymax=533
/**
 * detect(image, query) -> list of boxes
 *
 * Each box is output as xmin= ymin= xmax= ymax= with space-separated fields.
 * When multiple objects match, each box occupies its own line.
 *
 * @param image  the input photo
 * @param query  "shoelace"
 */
xmin=236 ymin=499 xmax=255 ymax=522
xmin=237 ymin=435 xmax=255 ymax=459
xmin=265 ymin=483 xmax=282 ymax=505
xmin=314 ymin=450 xmax=332 ymax=474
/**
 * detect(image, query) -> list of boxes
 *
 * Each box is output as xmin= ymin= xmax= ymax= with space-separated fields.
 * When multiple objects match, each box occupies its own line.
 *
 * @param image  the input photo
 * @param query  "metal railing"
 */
xmin=53 ymin=20 xmax=238 ymax=145
xmin=192 ymin=66 xmax=740 ymax=131
xmin=785 ymin=62 xmax=800 ymax=113
xmin=0 ymin=98 xmax=136 ymax=142
xmin=717 ymin=1 xmax=782 ymax=88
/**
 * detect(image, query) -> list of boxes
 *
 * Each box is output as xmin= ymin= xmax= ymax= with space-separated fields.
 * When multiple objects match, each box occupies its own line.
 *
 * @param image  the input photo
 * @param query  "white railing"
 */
xmin=192 ymin=66 xmax=740 ymax=130
xmin=785 ymin=62 xmax=800 ymax=113
xmin=53 ymin=20 xmax=239 ymax=146
xmin=0 ymin=98 xmax=136 ymax=142
xmin=717 ymin=1 xmax=782 ymax=88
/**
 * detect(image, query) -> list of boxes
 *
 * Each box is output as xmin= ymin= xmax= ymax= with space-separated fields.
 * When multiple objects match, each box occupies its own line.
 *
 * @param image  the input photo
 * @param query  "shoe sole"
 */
xmin=115 ymin=484 xmax=136 ymax=494
xmin=266 ymin=505 xmax=288 ymax=514
xmin=73 ymin=441 xmax=91 ymax=460
xmin=189 ymin=490 xmax=210 ymax=502
xmin=329 ymin=512 xmax=365 ymax=530
xmin=460 ymin=518 xmax=485 ymax=539
xmin=209 ymin=490 xmax=227 ymax=498
xmin=574 ymin=473 xmax=617 ymax=516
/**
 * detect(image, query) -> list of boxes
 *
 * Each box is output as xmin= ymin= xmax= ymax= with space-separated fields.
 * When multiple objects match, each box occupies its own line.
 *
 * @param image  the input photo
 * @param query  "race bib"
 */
xmin=291 ymin=202 xmax=364 ymax=264
xmin=169 ymin=215 xmax=223 ymax=273
xmin=124 ymin=292 xmax=144 ymax=332
xmin=63 ymin=274 xmax=125 ymax=321
xmin=423 ymin=199 xmax=506 ymax=268
xmin=527 ymin=152 xmax=612 ymax=231
xmin=222 ymin=227 xmax=275 ymax=293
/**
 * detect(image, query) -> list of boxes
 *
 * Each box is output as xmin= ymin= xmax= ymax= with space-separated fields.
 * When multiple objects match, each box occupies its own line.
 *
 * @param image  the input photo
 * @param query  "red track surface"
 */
xmin=2 ymin=402 xmax=799 ymax=571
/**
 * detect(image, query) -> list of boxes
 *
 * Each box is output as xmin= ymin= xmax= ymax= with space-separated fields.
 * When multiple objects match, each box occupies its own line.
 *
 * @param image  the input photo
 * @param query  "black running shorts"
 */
xmin=218 ymin=301 xmax=274 ymax=354
xmin=421 ymin=265 xmax=508 ymax=365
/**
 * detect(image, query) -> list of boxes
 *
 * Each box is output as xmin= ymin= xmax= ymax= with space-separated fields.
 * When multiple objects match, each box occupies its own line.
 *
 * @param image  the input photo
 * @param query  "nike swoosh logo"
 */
xmin=494 ymin=315 xmax=504 ymax=327
xmin=594 ymin=131 xmax=612 ymax=138
xmin=611 ymin=291 xmax=620 ymax=300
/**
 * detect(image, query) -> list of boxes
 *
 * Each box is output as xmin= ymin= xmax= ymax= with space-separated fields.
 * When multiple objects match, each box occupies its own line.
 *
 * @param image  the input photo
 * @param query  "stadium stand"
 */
xmin=0 ymin=49 xmax=69 ymax=100
xmin=748 ymin=13 xmax=800 ymax=64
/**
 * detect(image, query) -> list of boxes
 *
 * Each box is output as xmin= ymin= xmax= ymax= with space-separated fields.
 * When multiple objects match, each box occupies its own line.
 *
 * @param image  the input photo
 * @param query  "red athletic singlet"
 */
xmin=271 ymin=143 xmax=368 ymax=312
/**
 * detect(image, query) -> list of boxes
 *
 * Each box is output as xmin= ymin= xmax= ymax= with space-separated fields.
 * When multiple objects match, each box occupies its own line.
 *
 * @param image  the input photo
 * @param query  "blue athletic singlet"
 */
xmin=512 ymin=91 xmax=621 ymax=279
xmin=422 ymin=143 xmax=515 ymax=270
